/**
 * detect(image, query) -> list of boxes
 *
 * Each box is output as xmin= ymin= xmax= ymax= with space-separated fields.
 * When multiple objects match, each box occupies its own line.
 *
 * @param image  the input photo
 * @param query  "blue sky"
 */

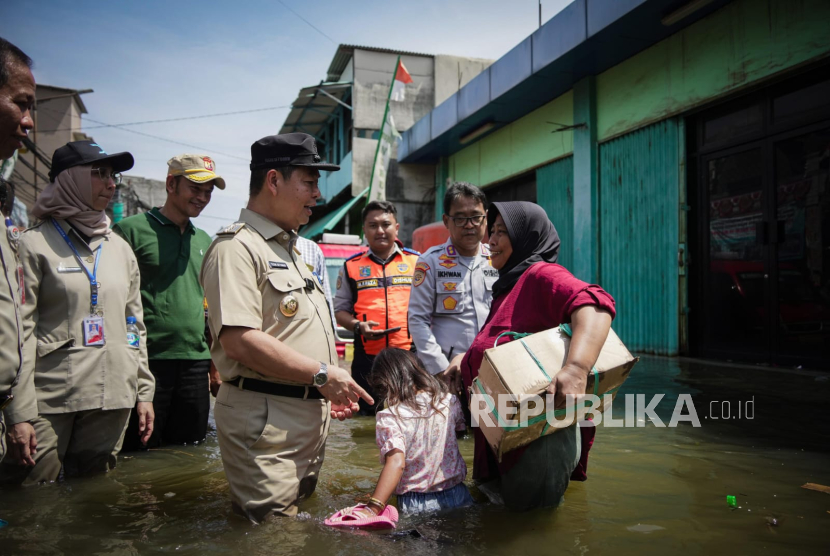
xmin=2 ymin=0 xmax=572 ymax=232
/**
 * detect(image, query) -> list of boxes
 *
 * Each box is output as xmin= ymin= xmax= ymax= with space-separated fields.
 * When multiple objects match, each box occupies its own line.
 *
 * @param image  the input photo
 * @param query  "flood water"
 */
xmin=1 ymin=356 xmax=829 ymax=555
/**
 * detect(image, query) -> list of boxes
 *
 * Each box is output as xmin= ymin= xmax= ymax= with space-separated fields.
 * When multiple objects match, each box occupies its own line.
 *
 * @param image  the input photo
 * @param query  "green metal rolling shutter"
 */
xmin=536 ymin=156 xmax=574 ymax=270
xmin=599 ymin=119 xmax=680 ymax=355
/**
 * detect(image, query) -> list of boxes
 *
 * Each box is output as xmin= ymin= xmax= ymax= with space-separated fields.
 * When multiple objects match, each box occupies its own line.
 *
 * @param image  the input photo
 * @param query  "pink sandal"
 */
xmin=324 ymin=504 xmax=399 ymax=529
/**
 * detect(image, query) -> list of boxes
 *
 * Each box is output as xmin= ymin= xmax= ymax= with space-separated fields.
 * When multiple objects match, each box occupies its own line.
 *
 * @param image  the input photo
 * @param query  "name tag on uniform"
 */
xmin=269 ymin=261 xmax=289 ymax=270
xmin=57 ymin=263 xmax=83 ymax=273
xmin=83 ymin=315 xmax=106 ymax=346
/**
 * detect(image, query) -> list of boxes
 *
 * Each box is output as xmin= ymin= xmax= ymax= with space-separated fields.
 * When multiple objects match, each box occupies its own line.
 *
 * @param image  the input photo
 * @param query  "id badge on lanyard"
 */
xmin=51 ymin=219 xmax=105 ymax=346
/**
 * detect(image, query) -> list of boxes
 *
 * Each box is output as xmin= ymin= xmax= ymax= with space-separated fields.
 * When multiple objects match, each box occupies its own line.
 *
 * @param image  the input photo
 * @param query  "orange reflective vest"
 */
xmin=343 ymin=247 xmax=420 ymax=355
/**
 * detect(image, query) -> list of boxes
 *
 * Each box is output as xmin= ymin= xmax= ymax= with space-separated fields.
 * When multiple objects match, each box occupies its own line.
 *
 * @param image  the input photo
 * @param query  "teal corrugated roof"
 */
xmin=300 ymin=189 xmax=367 ymax=239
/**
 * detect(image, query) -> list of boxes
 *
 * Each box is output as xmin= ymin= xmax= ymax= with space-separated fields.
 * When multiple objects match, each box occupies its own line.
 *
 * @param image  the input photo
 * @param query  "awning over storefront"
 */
xmin=300 ymin=189 xmax=367 ymax=239
xmin=399 ymin=0 xmax=731 ymax=163
xmin=280 ymin=81 xmax=351 ymax=139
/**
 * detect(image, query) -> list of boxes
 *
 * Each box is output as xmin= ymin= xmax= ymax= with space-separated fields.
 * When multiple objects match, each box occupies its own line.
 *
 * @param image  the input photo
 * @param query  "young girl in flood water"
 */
xmin=329 ymin=348 xmax=473 ymax=523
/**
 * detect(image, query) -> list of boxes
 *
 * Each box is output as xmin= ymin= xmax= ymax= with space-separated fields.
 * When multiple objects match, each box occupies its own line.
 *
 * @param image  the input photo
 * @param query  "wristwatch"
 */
xmin=312 ymin=361 xmax=329 ymax=387
xmin=353 ymin=321 xmax=362 ymax=338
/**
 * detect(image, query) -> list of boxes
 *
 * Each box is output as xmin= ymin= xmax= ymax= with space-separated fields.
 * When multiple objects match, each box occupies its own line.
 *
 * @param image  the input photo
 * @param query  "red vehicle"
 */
xmin=411 ymin=220 xmax=490 ymax=253
xmin=318 ymin=234 xmax=368 ymax=360
xmin=411 ymin=221 xmax=449 ymax=254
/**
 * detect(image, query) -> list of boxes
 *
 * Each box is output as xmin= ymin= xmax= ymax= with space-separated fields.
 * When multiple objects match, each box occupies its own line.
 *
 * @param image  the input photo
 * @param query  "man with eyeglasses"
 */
xmin=408 ymin=182 xmax=498 ymax=380
xmin=114 ymin=154 xmax=224 ymax=452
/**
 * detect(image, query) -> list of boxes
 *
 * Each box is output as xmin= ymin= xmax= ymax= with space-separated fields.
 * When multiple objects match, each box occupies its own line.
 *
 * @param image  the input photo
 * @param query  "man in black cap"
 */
xmin=200 ymin=132 xmax=372 ymax=521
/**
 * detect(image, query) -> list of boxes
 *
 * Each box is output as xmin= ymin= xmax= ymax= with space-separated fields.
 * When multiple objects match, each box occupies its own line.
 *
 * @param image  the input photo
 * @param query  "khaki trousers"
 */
xmin=214 ymin=383 xmax=330 ymax=522
xmin=0 ymin=408 xmax=131 ymax=485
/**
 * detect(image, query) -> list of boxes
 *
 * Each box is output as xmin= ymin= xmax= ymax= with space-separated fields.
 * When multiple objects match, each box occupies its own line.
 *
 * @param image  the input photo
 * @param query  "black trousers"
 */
xmin=351 ymin=348 xmax=380 ymax=416
xmin=121 ymin=359 xmax=210 ymax=451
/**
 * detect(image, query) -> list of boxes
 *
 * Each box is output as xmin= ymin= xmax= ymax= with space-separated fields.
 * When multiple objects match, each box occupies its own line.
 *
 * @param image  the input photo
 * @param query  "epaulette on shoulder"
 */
xmin=403 ymin=247 xmax=421 ymax=256
xmin=217 ymin=222 xmax=245 ymax=236
xmin=345 ymin=251 xmax=364 ymax=262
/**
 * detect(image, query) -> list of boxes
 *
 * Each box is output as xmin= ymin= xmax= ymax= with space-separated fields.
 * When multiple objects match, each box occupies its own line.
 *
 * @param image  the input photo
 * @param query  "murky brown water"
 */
xmin=1 ymin=357 xmax=829 ymax=555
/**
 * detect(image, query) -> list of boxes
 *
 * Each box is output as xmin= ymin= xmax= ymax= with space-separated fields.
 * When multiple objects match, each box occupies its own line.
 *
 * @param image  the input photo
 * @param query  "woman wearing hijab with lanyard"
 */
xmin=448 ymin=201 xmax=616 ymax=511
xmin=0 ymin=141 xmax=154 ymax=485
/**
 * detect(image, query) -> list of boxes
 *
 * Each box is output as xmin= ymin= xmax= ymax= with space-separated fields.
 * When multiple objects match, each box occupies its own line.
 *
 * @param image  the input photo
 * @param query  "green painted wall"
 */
xmin=449 ymin=90 xmax=573 ymax=187
xmin=596 ymin=0 xmax=830 ymax=141
xmin=572 ymin=77 xmax=599 ymax=283
xmin=435 ymin=157 xmax=449 ymax=221
xmin=445 ymin=0 xmax=829 ymax=190
xmin=536 ymin=156 xmax=574 ymax=270
xmin=599 ymin=119 xmax=681 ymax=355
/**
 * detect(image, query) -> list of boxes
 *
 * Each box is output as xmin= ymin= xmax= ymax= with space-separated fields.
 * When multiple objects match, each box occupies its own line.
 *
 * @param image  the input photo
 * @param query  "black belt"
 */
xmin=226 ymin=377 xmax=324 ymax=400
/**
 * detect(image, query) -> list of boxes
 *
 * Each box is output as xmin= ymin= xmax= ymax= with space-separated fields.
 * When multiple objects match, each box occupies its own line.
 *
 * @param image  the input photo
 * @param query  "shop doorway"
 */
xmin=689 ymin=66 xmax=830 ymax=368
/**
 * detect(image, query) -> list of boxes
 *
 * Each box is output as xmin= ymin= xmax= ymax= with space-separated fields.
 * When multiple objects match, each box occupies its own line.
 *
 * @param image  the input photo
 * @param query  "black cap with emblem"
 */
xmin=250 ymin=133 xmax=340 ymax=172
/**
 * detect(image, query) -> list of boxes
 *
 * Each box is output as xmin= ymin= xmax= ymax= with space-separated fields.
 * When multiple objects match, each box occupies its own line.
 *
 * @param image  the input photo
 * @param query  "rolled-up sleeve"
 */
xmin=536 ymin=264 xmax=616 ymax=323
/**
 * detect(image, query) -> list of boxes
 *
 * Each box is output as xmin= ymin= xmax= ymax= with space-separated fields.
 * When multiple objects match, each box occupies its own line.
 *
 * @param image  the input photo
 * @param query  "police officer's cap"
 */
xmin=249 ymin=133 xmax=340 ymax=172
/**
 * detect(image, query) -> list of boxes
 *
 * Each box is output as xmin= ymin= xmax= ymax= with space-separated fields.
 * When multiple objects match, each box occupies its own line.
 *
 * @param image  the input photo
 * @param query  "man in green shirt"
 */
xmin=114 ymin=154 xmax=225 ymax=450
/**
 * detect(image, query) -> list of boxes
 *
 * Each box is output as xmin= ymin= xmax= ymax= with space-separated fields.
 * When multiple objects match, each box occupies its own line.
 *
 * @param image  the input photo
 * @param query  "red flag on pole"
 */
xmin=391 ymin=61 xmax=413 ymax=101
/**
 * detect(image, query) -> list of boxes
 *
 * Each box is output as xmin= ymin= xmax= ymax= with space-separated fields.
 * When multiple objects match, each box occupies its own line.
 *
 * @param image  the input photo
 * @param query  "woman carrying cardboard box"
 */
xmin=442 ymin=201 xmax=616 ymax=510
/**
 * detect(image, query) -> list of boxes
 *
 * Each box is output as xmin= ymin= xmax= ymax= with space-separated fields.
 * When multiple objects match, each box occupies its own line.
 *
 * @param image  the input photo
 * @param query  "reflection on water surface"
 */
xmin=1 ymin=357 xmax=828 ymax=555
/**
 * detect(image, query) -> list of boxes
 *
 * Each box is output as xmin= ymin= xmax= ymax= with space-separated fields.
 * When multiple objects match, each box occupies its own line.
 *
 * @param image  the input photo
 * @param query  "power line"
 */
xmin=276 ymin=0 xmax=337 ymax=44
xmin=35 ymin=105 xmax=250 ymax=161
xmin=196 ymin=213 xmax=240 ymax=222
xmin=36 ymin=104 xmax=292 ymax=134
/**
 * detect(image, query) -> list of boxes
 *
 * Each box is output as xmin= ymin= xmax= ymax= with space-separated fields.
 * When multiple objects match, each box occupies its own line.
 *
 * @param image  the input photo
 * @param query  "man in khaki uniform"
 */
xmin=0 ymin=37 xmax=36 ymax=466
xmin=200 ymin=133 xmax=372 ymax=522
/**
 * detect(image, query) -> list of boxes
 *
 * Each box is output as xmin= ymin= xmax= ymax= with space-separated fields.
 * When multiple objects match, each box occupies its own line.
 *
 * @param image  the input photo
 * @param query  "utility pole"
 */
xmin=539 ymin=0 xmax=542 ymax=28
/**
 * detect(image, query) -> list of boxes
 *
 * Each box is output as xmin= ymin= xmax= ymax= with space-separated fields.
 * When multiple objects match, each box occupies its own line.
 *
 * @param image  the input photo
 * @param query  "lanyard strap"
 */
xmin=51 ymin=218 xmax=102 ymax=313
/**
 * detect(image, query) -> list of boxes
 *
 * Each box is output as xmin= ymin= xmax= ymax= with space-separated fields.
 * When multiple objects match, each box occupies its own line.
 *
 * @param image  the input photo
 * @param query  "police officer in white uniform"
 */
xmin=408 ymin=183 xmax=497 ymax=377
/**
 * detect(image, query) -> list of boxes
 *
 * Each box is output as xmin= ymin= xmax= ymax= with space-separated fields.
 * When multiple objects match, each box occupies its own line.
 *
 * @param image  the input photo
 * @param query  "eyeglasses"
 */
xmin=91 ymin=168 xmax=122 ymax=185
xmin=448 ymin=214 xmax=486 ymax=227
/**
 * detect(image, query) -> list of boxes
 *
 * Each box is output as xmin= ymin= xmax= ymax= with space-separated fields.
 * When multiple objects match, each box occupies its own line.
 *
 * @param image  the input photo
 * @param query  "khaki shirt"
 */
xmin=4 ymin=219 xmax=154 ymax=422
xmin=200 ymin=209 xmax=337 ymax=385
xmin=0 ymin=223 xmax=26 ymax=420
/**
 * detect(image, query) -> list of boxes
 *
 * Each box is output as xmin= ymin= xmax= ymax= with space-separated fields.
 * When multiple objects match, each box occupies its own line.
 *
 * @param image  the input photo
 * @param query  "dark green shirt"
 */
xmin=113 ymin=208 xmax=212 ymax=360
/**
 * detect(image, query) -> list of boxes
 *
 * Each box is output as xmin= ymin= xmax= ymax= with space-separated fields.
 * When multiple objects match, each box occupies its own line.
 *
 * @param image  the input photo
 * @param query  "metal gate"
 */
xmin=599 ymin=120 xmax=682 ymax=355
xmin=536 ymin=156 xmax=574 ymax=270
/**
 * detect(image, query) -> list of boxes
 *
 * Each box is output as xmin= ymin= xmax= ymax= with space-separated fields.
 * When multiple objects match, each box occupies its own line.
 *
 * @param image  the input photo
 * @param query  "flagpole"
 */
xmin=365 ymin=55 xmax=401 ymax=207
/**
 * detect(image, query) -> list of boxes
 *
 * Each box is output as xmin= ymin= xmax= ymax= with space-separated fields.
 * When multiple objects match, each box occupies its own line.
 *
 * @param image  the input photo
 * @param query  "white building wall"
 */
xmin=352 ymin=50 xmax=434 ymax=131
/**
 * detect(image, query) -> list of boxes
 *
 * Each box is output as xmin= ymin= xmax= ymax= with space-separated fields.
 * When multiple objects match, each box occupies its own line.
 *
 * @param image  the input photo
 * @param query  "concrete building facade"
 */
xmin=400 ymin=0 xmax=830 ymax=369
xmin=284 ymin=44 xmax=492 ymax=246
xmin=12 ymin=85 xmax=92 ymax=215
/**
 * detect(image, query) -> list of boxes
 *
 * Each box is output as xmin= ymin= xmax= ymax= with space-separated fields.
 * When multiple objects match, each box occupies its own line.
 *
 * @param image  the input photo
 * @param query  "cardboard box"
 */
xmin=471 ymin=325 xmax=638 ymax=461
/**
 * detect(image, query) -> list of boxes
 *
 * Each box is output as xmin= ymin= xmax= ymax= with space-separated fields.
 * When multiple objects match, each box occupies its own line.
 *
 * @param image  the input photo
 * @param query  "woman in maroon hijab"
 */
xmin=455 ymin=201 xmax=616 ymax=511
